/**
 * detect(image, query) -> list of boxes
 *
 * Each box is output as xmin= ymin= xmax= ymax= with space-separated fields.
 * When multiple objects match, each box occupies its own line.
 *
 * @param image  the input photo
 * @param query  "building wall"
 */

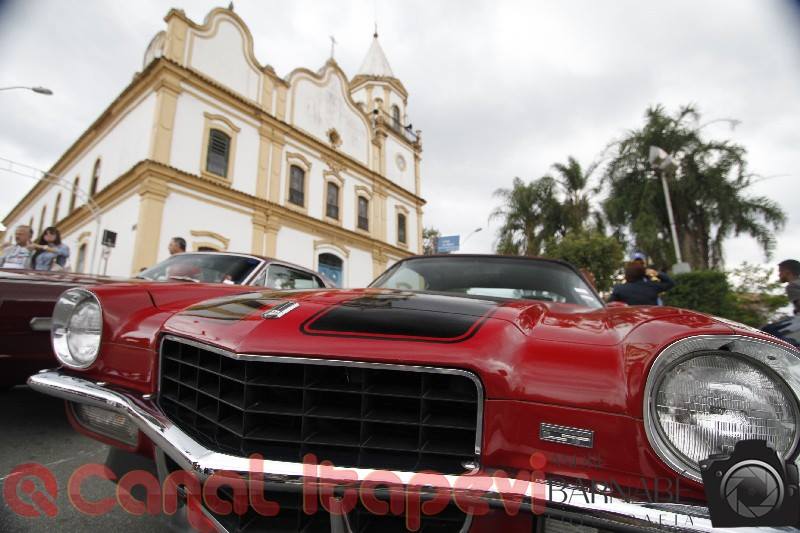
xmin=186 ymin=15 xmax=262 ymax=103
xmin=384 ymin=135 xmax=415 ymax=192
xmin=3 ymin=8 xmax=423 ymax=283
xmin=156 ymin=187 xmax=253 ymax=264
xmin=3 ymin=90 xmax=155 ymax=242
xmin=288 ymin=69 xmax=371 ymax=166
xmin=63 ymin=192 xmax=140 ymax=274
xmin=170 ymin=88 xmax=261 ymax=197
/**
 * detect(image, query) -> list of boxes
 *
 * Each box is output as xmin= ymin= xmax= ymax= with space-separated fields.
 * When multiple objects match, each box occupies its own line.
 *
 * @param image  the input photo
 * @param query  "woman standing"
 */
xmin=30 ymin=227 xmax=70 ymax=271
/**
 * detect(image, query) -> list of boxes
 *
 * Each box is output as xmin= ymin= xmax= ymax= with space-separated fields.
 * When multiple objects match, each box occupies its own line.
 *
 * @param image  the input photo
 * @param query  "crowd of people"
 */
xmin=0 ymin=224 xmax=70 ymax=271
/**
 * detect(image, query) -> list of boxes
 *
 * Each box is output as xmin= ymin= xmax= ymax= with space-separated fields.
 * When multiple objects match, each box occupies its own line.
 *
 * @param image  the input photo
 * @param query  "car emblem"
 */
xmin=262 ymin=301 xmax=299 ymax=319
xmin=540 ymin=422 xmax=594 ymax=448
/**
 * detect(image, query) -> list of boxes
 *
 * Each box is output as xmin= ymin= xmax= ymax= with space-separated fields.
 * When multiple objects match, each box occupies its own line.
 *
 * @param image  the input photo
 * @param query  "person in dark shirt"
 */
xmin=608 ymin=263 xmax=675 ymax=306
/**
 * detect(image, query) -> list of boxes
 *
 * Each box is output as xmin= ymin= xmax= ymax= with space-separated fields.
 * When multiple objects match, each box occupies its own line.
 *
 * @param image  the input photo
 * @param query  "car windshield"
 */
xmin=137 ymin=253 xmax=261 ymax=284
xmin=371 ymin=256 xmax=602 ymax=308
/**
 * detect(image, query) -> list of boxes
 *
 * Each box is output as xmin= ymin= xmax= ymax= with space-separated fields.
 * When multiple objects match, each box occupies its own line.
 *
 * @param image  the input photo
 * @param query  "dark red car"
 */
xmin=27 ymin=255 xmax=800 ymax=531
xmin=1 ymin=252 xmax=329 ymax=390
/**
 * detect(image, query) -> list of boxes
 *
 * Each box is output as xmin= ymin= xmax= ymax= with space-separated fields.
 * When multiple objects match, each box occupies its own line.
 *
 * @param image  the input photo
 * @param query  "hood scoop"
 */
xmin=300 ymin=291 xmax=498 ymax=343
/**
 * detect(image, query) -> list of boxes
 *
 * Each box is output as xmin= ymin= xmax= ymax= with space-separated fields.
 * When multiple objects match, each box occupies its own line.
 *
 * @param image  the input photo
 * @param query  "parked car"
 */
xmin=0 ymin=252 xmax=329 ymax=390
xmin=28 ymin=254 xmax=800 ymax=531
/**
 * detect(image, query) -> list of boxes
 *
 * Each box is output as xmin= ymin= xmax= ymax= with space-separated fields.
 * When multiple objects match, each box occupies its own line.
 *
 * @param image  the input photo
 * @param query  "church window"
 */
xmin=391 ymin=105 xmax=401 ymax=130
xmin=76 ymin=243 xmax=87 ymax=273
xmin=53 ymin=193 xmax=62 ymax=225
xmin=289 ymin=165 xmax=305 ymax=206
xmin=69 ymin=176 xmax=79 ymax=212
xmin=206 ymin=129 xmax=231 ymax=178
xmin=357 ymin=196 xmax=369 ymax=231
xmin=326 ymin=181 xmax=340 ymax=220
xmin=397 ymin=213 xmax=407 ymax=244
xmin=38 ymin=205 xmax=47 ymax=237
xmin=90 ymin=158 xmax=101 ymax=196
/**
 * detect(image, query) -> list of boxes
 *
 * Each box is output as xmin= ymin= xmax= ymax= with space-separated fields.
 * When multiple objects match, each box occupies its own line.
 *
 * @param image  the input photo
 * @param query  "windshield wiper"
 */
xmin=167 ymin=276 xmax=200 ymax=283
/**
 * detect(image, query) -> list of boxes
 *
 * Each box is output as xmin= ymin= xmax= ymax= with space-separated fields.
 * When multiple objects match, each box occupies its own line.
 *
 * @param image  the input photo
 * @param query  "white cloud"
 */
xmin=1 ymin=0 xmax=799 ymax=269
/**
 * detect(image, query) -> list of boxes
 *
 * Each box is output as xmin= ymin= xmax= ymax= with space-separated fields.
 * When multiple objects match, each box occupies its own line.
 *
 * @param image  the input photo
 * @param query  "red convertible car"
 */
xmin=1 ymin=252 xmax=328 ymax=390
xmin=27 ymin=255 xmax=800 ymax=532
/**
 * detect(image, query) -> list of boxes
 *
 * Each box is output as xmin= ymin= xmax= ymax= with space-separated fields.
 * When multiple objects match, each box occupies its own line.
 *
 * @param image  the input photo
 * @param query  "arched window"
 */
xmin=90 ymin=159 xmax=101 ymax=196
xmin=69 ymin=176 xmax=79 ymax=212
xmin=357 ymin=196 xmax=370 ymax=231
xmin=391 ymin=105 xmax=401 ymax=130
xmin=76 ymin=243 xmax=87 ymax=273
xmin=289 ymin=165 xmax=305 ymax=206
xmin=206 ymin=129 xmax=231 ymax=178
xmin=326 ymin=181 xmax=340 ymax=220
xmin=318 ymin=253 xmax=344 ymax=288
xmin=397 ymin=213 xmax=407 ymax=244
xmin=38 ymin=205 xmax=47 ymax=237
xmin=52 ymin=193 xmax=62 ymax=225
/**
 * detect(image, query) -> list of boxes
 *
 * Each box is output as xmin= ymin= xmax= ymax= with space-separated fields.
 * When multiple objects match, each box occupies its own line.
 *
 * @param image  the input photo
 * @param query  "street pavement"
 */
xmin=0 ymin=385 xmax=171 ymax=532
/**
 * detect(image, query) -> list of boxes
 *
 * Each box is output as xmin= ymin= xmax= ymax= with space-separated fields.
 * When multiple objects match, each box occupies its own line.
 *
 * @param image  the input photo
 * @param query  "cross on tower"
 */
xmin=329 ymin=35 xmax=337 ymax=60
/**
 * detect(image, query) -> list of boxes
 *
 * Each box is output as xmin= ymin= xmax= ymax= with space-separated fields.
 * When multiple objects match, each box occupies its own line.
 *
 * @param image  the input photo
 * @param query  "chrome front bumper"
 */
xmin=27 ymin=370 xmax=776 ymax=533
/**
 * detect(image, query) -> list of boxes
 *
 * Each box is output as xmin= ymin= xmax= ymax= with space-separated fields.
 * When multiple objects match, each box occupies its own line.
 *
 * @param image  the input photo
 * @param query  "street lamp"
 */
xmin=0 ymin=86 xmax=53 ymax=95
xmin=649 ymin=146 xmax=690 ymax=274
xmin=463 ymin=227 xmax=482 ymax=244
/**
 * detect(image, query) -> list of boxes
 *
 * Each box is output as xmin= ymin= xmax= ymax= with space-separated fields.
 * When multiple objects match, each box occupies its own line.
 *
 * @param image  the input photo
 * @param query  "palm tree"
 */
xmin=491 ymin=156 xmax=602 ymax=255
xmin=548 ymin=156 xmax=603 ymax=236
xmin=603 ymin=105 xmax=785 ymax=270
xmin=490 ymin=176 xmax=560 ymax=255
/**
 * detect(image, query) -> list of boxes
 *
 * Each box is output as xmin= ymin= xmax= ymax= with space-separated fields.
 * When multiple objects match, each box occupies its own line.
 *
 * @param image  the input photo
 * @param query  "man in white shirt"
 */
xmin=0 ymin=225 xmax=34 ymax=269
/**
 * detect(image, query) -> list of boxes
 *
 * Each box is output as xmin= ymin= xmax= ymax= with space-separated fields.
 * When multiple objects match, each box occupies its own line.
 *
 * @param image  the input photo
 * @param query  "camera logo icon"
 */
xmin=701 ymin=440 xmax=799 ymax=527
xmin=721 ymin=460 xmax=784 ymax=518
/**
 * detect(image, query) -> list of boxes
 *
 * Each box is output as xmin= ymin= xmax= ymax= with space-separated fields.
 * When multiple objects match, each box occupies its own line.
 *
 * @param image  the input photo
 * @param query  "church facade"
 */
xmin=1 ymin=7 xmax=424 ymax=286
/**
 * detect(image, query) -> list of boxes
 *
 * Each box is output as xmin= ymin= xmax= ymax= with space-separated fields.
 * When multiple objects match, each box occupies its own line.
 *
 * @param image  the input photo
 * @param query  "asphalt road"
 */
xmin=0 ymin=385 xmax=171 ymax=532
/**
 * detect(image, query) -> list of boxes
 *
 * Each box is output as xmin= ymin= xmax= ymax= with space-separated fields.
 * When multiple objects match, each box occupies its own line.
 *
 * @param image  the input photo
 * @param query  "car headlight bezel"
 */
xmin=51 ymin=288 xmax=103 ymax=369
xmin=643 ymin=335 xmax=800 ymax=483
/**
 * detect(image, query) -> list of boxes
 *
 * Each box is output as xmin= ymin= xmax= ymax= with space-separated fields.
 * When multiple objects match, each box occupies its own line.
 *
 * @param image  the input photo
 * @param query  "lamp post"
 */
xmin=648 ymin=146 xmax=690 ymax=273
xmin=0 ymin=86 xmax=53 ymax=95
xmin=462 ymin=227 xmax=482 ymax=245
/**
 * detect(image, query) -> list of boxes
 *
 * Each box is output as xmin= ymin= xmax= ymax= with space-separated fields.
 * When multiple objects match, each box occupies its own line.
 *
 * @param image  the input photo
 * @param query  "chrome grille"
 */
xmin=158 ymin=337 xmax=482 ymax=474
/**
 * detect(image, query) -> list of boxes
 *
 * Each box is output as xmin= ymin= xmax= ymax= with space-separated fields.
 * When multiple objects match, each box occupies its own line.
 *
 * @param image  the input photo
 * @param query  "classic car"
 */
xmin=1 ymin=252 xmax=329 ymax=390
xmin=27 ymin=254 xmax=800 ymax=532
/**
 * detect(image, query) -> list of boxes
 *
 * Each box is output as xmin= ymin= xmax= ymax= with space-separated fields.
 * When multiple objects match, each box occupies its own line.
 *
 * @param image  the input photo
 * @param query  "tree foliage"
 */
xmin=544 ymin=231 xmax=623 ymax=292
xmin=422 ymin=227 xmax=441 ymax=255
xmin=491 ymin=156 xmax=602 ymax=256
xmin=603 ymin=105 xmax=785 ymax=270
xmin=662 ymin=264 xmax=788 ymax=327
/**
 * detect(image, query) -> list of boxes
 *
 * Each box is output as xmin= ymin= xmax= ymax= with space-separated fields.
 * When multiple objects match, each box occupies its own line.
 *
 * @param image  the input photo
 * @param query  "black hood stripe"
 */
xmin=300 ymin=292 xmax=498 ymax=343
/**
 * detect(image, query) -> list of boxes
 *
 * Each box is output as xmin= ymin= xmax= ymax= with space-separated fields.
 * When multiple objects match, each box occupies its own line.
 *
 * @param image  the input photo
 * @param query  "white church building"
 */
xmin=2 ymin=6 xmax=425 ymax=287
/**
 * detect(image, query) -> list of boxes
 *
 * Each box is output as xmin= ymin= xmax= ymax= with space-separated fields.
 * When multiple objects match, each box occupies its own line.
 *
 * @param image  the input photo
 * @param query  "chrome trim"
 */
xmin=241 ymin=258 xmax=268 ymax=286
xmin=540 ymin=422 xmax=594 ymax=449
xmin=643 ymin=334 xmax=800 ymax=483
xmin=29 ymin=317 xmax=52 ymax=331
xmin=28 ymin=370 xmax=770 ymax=532
xmin=161 ymin=334 xmax=485 ymax=457
xmin=261 ymin=301 xmax=299 ymax=319
xmin=51 ymin=287 xmax=103 ymax=369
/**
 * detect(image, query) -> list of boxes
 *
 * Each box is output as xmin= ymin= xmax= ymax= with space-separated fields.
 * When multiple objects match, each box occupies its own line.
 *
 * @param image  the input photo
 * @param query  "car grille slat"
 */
xmin=158 ymin=337 xmax=481 ymax=475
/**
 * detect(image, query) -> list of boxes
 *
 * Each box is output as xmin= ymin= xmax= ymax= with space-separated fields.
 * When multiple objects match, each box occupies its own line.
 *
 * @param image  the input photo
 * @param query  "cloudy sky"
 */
xmin=1 ymin=0 xmax=799 ymax=268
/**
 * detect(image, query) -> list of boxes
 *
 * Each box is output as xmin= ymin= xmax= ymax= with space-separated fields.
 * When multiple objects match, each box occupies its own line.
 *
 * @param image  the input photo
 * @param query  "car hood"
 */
xmin=158 ymin=287 xmax=733 ymax=410
xmin=161 ymin=287 xmax=719 ymax=348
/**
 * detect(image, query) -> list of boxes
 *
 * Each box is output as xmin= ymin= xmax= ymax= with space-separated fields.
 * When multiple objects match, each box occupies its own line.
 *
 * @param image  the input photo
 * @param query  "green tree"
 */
xmin=491 ymin=156 xmax=602 ymax=255
xmin=422 ymin=227 xmax=441 ymax=255
xmin=544 ymin=231 xmax=623 ymax=291
xmin=603 ymin=105 xmax=785 ymax=270
xmin=490 ymin=176 xmax=561 ymax=255
xmin=726 ymin=262 xmax=789 ymax=326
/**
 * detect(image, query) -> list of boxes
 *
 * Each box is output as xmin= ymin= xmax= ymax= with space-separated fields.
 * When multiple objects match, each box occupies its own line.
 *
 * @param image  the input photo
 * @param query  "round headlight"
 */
xmin=645 ymin=337 xmax=800 ymax=482
xmin=52 ymin=288 xmax=103 ymax=369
